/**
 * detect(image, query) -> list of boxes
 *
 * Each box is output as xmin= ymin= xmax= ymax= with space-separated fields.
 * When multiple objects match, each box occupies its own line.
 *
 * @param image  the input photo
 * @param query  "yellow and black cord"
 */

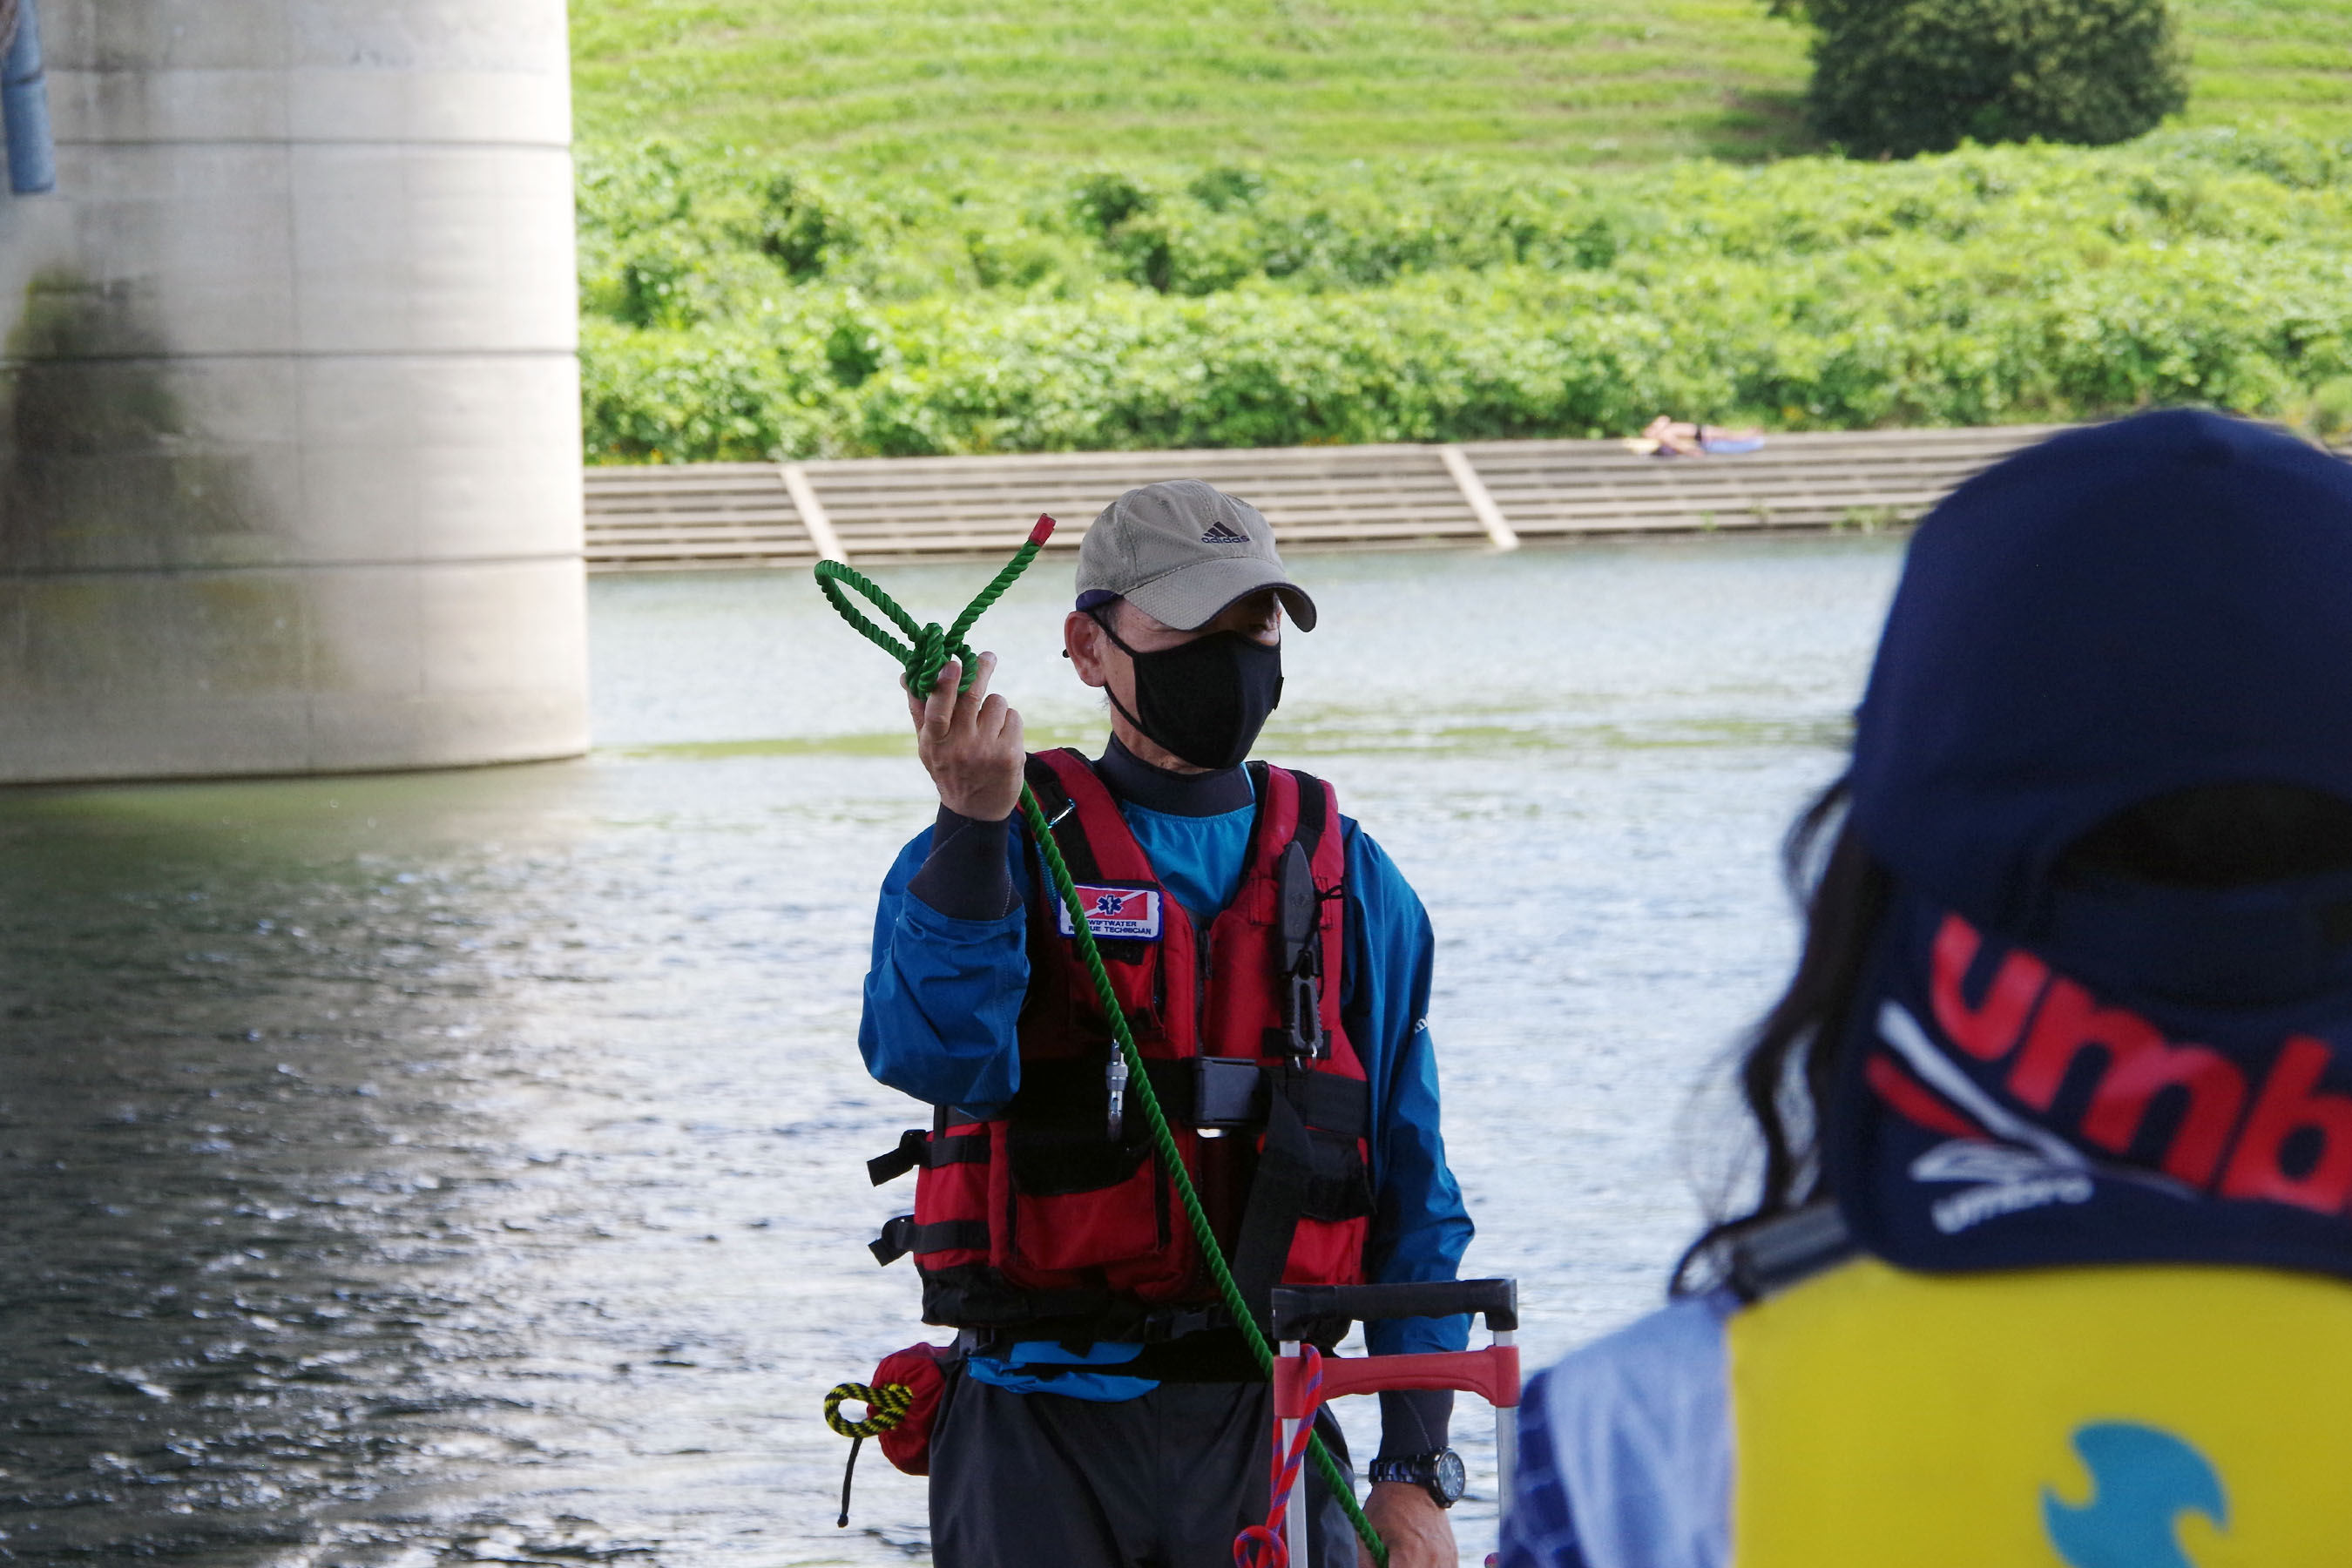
xmin=823 ymin=1381 xmax=914 ymax=1528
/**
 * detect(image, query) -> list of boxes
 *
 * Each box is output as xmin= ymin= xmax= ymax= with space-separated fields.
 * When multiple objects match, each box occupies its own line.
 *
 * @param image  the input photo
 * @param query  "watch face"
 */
xmin=1433 ymin=1449 xmax=1467 ymax=1504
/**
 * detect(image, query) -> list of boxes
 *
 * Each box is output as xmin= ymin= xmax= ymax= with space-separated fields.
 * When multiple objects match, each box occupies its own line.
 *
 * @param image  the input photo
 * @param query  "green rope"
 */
xmin=814 ymin=519 xmax=1388 ymax=1567
xmin=817 ymin=516 xmax=1052 ymax=698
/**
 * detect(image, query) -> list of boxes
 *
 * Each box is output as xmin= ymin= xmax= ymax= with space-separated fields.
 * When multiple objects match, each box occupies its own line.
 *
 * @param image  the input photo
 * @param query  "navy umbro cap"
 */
xmin=1848 ymin=409 xmax=2352 ymax=930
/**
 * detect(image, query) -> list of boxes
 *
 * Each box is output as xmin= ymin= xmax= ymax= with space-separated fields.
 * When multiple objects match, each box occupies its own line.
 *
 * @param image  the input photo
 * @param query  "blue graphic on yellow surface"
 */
xmin=2044 ymin=1423 xmax=2227 ymax=1568
xmin=1727 ymin=1260 xmax=2352 ymax=1566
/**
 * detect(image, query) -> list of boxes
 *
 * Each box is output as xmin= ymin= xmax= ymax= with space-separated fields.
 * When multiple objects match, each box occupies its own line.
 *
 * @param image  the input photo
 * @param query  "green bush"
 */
xmin=1789 ymin=0 xmax=2189 ymax=159
xmin=575 ymin=129 xmax=2352 ymax=463
xmin=2308 ymin=377 xmax=2352 ymax=444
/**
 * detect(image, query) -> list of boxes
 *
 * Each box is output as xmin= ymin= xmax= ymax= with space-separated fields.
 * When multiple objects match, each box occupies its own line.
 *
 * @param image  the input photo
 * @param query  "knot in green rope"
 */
xmin=814 ymin=516 xmax=1057 ymax=696
xmin=907 ymin=622 xmax=963 ymax=698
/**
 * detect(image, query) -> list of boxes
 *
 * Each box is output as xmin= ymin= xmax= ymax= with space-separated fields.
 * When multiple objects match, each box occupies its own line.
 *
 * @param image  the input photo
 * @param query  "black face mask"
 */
xmin=1092 ymin=615 xmax=1283 ymax=771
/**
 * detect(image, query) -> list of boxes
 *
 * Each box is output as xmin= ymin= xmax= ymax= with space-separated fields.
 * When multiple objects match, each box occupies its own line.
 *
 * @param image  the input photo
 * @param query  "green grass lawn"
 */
xmin=569 ymin=2 xmax=2352 ymax=461
xmin=570 ymin=0 xmax=2352 ymax=170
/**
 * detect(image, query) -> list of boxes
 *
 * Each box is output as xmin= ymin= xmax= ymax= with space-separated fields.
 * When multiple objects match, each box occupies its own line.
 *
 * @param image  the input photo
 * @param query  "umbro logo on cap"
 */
xmin=1200 ymin=519 xmax=1251 ymax=544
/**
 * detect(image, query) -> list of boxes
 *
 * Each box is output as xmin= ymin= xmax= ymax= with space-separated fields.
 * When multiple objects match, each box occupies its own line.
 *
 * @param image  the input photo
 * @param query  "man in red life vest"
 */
xmin=859 ymin=480 xmax=1475 ymax=1567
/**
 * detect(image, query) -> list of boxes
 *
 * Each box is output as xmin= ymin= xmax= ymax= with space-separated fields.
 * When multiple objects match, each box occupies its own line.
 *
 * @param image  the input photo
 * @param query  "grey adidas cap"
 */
xmin=1077 ymin=479 xmax=1319 ymax=632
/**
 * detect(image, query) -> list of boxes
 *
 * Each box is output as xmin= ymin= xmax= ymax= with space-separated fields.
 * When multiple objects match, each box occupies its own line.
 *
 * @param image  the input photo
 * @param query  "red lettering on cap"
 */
xmin=2006 ymin=978 xmax=2247 ymax=1186
xmin=1930 ymin=913 xmax=2050 ymax=1061
xmin=2220 ymin=1035 xmax=2352 ymax=1214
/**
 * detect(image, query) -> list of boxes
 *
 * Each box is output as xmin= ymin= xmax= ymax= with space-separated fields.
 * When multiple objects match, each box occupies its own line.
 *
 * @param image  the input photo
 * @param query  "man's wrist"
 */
xmin=937 ymin=791 xmax=1017 ymax=822
xmin=908 ymin=807 xmax=1016 ymax=921
xmin=1375 ymin=1388 xmax=1453 ymax=1463
xmin=1367 ymin=1450 xmax=1466 ymax=1509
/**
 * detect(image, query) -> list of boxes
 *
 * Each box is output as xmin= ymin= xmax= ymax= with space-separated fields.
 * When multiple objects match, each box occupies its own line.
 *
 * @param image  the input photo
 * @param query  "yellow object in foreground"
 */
xmin=1728 ymin=1257 xmax=2352 ymax=1567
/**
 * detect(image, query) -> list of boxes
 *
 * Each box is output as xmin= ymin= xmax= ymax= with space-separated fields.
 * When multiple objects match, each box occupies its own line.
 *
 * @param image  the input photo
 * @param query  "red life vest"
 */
xmin=868 ymin=749 xmax=1375 ymax=1337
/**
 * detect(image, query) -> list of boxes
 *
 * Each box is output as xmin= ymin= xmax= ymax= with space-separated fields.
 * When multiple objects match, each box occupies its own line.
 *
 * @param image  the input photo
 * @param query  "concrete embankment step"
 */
xmin=583 ymin=426 xmax=2066 ymax=573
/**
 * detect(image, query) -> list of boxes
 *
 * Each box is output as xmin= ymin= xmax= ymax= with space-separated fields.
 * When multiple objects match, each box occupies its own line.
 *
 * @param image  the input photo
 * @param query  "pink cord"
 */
xmin=1233 ymin=1345 xmax=1322 ymax=1568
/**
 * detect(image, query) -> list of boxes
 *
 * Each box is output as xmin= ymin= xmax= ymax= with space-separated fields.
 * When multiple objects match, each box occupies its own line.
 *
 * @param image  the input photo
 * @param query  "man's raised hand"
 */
xmin=907 ymin=653 xmax=1025 ymax=821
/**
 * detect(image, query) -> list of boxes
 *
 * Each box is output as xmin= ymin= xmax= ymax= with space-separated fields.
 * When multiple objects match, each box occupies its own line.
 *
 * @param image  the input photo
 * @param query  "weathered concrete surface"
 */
xmin=0 ymin=2 xmax=587 ymax=782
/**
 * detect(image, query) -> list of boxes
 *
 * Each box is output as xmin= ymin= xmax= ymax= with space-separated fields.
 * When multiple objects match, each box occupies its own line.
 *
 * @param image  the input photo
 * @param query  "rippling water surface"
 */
xmin=0 ymin=538 xmax=1902 ymax=1565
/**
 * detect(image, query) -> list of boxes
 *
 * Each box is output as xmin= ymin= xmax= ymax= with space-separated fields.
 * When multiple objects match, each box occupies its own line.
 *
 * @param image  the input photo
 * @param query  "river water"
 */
xmin=0 ymin=537 xmax=1903 ymax=1567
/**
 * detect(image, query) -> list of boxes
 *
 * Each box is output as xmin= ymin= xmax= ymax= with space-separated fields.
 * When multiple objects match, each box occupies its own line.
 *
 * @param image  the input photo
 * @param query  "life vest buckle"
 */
xmin=1191 ymin=1055 xmax=1270 ymax=1130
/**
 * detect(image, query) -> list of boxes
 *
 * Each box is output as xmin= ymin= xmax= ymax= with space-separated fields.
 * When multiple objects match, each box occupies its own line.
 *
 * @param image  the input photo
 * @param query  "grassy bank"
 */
xmin=571 ymin=0 xmax=2352 ymax=171
xmin=569 ymin=1 xmax=2352 ymax=463
xmin=578 ymin=130 xmax=2352 ymax=463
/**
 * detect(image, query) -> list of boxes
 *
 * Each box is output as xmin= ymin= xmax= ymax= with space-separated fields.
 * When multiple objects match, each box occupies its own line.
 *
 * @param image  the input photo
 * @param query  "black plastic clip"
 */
xmin=1190 ymin=1055 xmax=1268 ymax=1130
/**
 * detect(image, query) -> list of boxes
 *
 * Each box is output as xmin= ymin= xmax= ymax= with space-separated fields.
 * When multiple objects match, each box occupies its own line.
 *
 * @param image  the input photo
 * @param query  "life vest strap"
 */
xmin=1272 ymin=761 xmax=1331 ymax=864
xmin=1004 ymin=1056 xmax=1368 ymax=1141
xmin=1021 ymin=751 xmax=1102 ymax=882
xmin=1230 ymin=1088 xmax=1319 ymax=1334
xmin=870 ymin=1216 xmax=990 ymax=1267
xmin=922 ymin=1267 xmax=1119 ymax=1328
xmin=1143 ymin=1058 xmax=1371 ymax=1137
xmin=868 ymin=1126 xmax=993 ymax=1186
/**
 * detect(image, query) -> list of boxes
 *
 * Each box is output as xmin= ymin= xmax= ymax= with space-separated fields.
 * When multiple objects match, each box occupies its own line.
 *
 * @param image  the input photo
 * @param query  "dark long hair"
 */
xmin=1673 ymin=776 xmax=2352 ymax=1294
xmin=1673 ymin=777 xmax=1886 ymax=1294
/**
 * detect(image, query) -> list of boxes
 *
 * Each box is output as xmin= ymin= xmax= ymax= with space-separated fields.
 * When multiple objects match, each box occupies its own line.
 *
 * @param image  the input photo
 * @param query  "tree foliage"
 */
xmin=576 ymin=130 xmax=2352 ymax=463
xmin=1786 ymin=0 xmax=2188 ymax=159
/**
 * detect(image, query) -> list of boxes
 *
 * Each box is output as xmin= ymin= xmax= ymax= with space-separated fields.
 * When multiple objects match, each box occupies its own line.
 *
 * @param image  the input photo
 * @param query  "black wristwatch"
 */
xmin=1368 ymin=1449 xmax=1466 ymax=1509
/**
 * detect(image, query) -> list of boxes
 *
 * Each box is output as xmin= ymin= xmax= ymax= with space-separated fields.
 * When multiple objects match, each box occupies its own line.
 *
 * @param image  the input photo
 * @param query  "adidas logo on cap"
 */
xmin=1200 ymin=519 xmax=1251 ymax=544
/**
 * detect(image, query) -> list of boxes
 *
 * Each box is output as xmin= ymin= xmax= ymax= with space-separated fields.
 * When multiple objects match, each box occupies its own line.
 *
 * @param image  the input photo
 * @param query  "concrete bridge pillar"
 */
xmin=0 ymin=2 xmax=588 ymax=783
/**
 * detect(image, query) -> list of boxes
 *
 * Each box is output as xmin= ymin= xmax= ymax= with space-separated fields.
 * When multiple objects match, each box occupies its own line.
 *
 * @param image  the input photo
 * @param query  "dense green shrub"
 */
xmin=2309 ymin=379 xmax=2352 ymax=444
xmin=575 ymin=129 xmax=2352 ymax=463
xmin=1787 ymin=0 xmax=2189 ymax=159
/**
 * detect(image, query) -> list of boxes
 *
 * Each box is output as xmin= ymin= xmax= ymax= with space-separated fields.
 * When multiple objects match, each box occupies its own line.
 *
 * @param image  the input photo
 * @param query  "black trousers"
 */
xmin=928 ymin=1366 xmax=1358 ymax=1568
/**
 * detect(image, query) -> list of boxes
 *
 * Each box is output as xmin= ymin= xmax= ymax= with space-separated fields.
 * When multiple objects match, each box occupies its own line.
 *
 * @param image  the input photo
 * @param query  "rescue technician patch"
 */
xmin=1058 ymin=883 xmax=1163 ymax=942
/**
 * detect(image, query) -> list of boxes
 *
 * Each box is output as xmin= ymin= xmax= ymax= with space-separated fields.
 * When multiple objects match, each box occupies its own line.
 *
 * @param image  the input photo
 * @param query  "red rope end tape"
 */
xmin=1030 ymin=514 xmax=1057 ymax=546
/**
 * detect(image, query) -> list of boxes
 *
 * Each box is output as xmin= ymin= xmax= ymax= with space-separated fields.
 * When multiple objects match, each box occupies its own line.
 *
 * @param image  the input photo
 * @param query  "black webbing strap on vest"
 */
xmin=1140 ymin=1058 xmax=1369 ymax=1136
xmin=1229 ymin=766 xmax=1345 ymax=1332
xmin=1021 ymin=752 xmax=1099 ymax=882
xmin=867 ymin=1127 xmax=993 ymax=1186
xmin=869 ymin=1215 xmax=991 ymax=1267
xmin=1228 ymin=1088 xmax=1318 ymax=1333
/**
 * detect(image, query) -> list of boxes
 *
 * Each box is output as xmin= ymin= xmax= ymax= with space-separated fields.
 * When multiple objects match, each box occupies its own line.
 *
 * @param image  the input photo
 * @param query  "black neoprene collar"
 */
xmin=1095 ymin=736 xmax=1253 ymax=817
